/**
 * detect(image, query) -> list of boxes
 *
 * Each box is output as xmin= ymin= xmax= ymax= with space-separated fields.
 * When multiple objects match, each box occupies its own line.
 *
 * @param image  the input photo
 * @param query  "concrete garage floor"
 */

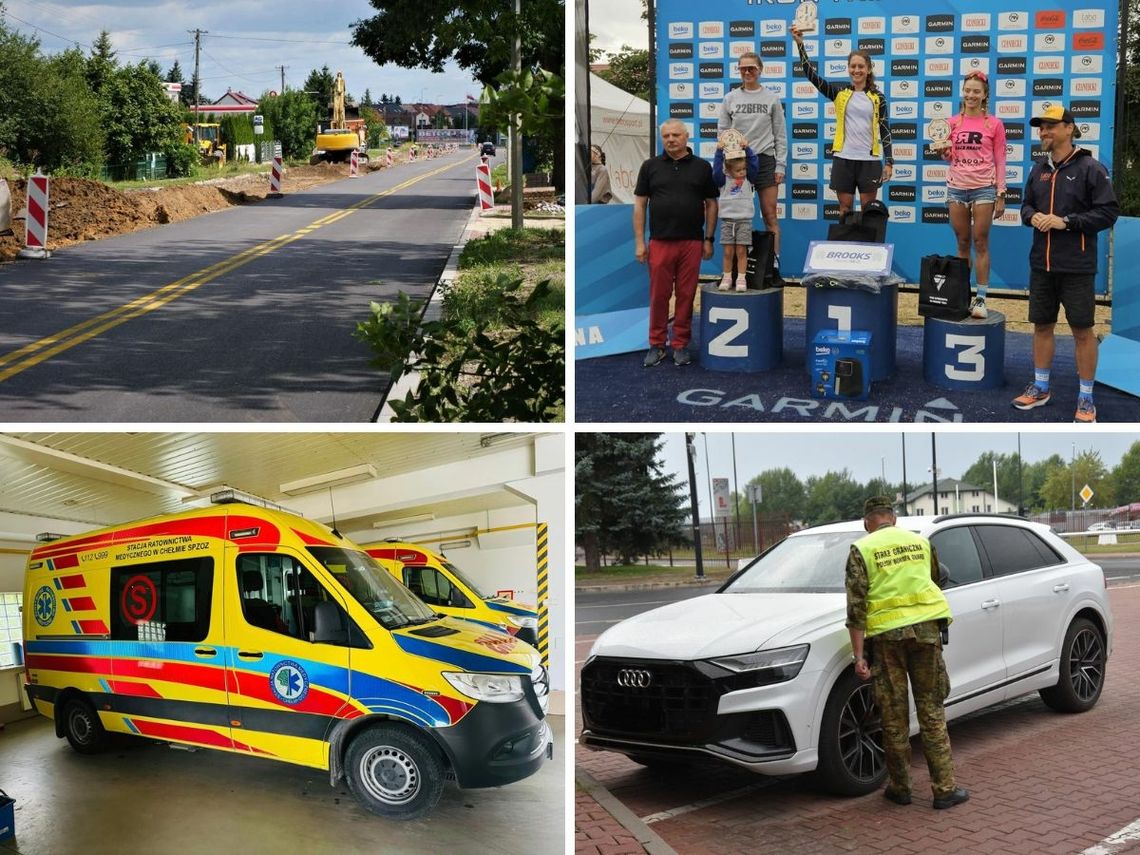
xmin=0 ymin=713 xmax=565 ymax=855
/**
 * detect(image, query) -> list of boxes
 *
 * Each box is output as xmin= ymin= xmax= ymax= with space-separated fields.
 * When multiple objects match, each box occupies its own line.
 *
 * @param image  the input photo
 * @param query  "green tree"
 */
xmin=86 ymin=30 xmax=117 ymax=94
xmin=734 ymin=468 xmax=806 ymax=521
xmin=575 ymin=434 xmax=688 ymax=570
xmin=803 ymin=470 xmax=865 ymax=526
xmin=599 ymin=44 xmax=651 ymax=101
xmin=304 ymin=65 xmax=335 ymax=115
xmin=394 ymin=95 xmax=402 ymax=106
xmin=962 ymin=451 xmax=1026 ymax=510
xmin=36 ymin=48 xmax=105 ymax=175
xmin=381 ymin=93 xmax=390 ymax=104
xmin=1110 ymin=442 xmax=1140 ymax=505
xmin=100 ymin=61 xmax=183 ymax=169
xmin=1039 ymin=450 xmax=1114 ymax=511
xmin=256 ymin=90 xmax=320 ymax=160
xmin=361 ymin=87 xmax=373 ymax=107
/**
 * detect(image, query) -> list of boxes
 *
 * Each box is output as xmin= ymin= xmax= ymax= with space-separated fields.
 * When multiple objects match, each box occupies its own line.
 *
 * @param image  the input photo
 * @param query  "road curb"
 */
xmin=577 ymin=768 xmax=678 ymax=855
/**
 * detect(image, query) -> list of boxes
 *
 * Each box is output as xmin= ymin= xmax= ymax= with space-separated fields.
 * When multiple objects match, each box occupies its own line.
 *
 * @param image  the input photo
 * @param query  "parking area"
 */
xmin=576 ymin=583 xmax=1140 ymax=855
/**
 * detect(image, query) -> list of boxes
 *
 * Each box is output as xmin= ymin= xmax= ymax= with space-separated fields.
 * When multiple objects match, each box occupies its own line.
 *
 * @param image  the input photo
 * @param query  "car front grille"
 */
xmin=580 ymin=658 xmax=719 ymax=741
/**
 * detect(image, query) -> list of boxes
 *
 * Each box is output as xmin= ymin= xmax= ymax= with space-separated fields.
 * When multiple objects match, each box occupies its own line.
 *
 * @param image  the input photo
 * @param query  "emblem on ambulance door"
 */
xmin=270 ymin=660 xmax=309 ymax=705
xmin=34 ymin=585 xmax=56 ymax=627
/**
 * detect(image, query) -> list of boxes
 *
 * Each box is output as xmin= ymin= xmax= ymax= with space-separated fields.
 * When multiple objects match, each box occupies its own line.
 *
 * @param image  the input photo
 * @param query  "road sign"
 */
xmin=254 ymin=114 xmax=264 ymax=135
xmin=1080 ymin=484 xmax=1094 ymax=505
xmin=713 ymin=478 xmax=731 ymax=518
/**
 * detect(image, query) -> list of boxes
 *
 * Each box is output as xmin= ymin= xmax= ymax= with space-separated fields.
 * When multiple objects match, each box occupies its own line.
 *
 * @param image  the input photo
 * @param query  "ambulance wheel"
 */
xmin=345 ymin=724 xmax=445 ymax=819
xmin=62 ymin=698 xmax=108 ymax=755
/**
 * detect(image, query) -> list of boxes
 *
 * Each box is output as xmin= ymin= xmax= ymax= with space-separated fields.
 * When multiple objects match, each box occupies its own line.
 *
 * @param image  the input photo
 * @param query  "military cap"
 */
xmin=863 ymin=496 xmax=895 ymax=517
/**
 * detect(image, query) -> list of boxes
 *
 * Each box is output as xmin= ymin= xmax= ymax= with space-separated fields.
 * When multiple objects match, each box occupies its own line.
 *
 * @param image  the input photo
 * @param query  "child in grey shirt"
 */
xmin=713 ymin=143 xmax=760 ymax=290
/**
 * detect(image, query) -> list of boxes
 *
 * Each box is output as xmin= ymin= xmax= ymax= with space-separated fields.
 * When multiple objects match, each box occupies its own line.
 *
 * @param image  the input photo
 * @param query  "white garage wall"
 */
xmin=0 ymin=548 xmax=30 ymax=715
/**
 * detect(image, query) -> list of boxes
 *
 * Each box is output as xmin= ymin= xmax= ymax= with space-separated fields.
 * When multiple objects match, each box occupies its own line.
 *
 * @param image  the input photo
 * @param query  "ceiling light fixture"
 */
xmin=279 ymin=464 xmax=377 ymax=496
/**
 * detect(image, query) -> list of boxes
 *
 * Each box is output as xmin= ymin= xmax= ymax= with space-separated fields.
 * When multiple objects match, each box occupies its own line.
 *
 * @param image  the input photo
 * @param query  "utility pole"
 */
xmin=510 ymin=0 xmax=523 ymax=228
xmin=190 ymin=29 xmax=207 ymax=142
xmin=278 ymin=65 xmax=287 ymax=93
xmin=686 ymin=433 xmax=705 ymax=580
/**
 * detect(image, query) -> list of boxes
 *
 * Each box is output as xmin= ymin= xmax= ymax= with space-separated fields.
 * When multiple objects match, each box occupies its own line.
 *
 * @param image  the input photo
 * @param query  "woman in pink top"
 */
xmin=938 ymin=71 xmax=1007 ymax=318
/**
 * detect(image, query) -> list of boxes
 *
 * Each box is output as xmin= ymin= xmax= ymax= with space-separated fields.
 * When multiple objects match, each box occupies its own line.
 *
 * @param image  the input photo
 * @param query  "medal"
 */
xmin=794 ymin=0 xmax=818 ymax=34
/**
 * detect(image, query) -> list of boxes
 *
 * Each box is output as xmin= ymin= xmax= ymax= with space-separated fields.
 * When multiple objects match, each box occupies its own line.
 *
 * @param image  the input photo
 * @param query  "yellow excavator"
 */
xmin=184 ymin=122 xmax=227 ymax=166
xmin=311 ymin=71 xmax=361 ymax=163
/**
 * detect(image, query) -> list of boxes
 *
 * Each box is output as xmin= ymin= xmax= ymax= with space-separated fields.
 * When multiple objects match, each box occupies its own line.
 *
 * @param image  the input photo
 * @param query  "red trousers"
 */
xmin=647 ymin=239 xmax=702 ymax=350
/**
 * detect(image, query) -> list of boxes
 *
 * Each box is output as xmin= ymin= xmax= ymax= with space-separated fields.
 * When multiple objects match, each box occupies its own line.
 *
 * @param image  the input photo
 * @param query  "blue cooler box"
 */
xmin=810 ymin=330 xmax=872 ymax=400
xmin=0 ymin=789 xmax=14 ymax=843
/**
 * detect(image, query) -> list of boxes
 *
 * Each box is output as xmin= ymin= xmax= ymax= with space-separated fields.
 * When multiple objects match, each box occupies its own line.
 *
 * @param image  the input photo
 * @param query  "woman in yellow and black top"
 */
xmin=791 ymin=25 xmax=893 ymax=217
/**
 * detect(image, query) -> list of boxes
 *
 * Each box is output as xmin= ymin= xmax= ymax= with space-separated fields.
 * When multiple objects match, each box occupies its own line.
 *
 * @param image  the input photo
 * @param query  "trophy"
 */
xmin=794 ymin=0 xmax=818 ymax=34
xmin=719 ymin=128 xmax=748 ymax=159
xmin=929 ymin=118 xmax=951 ymax=151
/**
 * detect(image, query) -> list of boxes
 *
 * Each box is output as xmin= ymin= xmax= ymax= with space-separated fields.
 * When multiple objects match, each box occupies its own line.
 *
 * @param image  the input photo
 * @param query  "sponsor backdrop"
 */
xmin=656 ymin=1 xmax=1117 ymax=292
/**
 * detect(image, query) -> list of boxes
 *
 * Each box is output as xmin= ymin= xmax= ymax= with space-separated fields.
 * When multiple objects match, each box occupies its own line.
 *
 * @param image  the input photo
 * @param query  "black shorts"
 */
xmin=830 ymin=156 xmax=882 ymax=194
xmin=755 ymin=153 xmax=777 ymax=189
xmin=1028 ymin=269 xmax=1096 ymax=328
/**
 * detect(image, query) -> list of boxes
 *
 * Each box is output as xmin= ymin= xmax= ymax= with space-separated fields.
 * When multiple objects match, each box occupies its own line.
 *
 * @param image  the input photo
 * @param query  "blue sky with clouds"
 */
xmin=1 ymin=0 xmax=482 ymax=104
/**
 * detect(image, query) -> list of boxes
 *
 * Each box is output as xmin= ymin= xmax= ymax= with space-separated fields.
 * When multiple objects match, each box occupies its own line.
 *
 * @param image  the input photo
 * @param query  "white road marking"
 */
xmin=639 ymin=782 xmax=776 ymax=824
xmin=1080 ymin=818 xmax=1140 ymax=855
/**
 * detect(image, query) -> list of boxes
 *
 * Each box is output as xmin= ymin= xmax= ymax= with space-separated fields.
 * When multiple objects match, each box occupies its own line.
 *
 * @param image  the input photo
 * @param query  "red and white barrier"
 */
xmin=18 ymin=171 xmax=49 ymax=259
xmin=476 ymin=162 xmax=493 ymax=211
xmin=385 ymin=149 xmax=393 ymax=167
xmin=268 ymin=155 xmax=283 ymax=198
xmin=349 ymin=149 xmax=359 ymax=178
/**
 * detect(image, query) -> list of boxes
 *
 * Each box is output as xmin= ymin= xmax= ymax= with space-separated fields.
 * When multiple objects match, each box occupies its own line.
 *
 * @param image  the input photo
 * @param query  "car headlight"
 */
xmin=708 ymin=644 xmax=810 ymax=684
xmin=442 ymin=671 xmax=525 ymax=703
xmin=506 ymin=614 xmax=537 ymax=629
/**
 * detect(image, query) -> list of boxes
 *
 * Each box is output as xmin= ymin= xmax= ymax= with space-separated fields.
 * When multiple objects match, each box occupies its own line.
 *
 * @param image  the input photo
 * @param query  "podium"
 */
xmin=923 ymin=310 xmax=1007 ymax=390
xmin=698 ymin=286 xmax=784 ymax=372
xmin=805 ymin=281 xmax=898 ymax=381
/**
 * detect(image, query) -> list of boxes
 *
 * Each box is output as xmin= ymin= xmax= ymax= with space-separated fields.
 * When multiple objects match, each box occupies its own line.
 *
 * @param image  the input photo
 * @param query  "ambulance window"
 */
xmin=110 ymin=557 xmax=214 ymax=643
xmin=405 ymin=566 xmax=472 ymax=609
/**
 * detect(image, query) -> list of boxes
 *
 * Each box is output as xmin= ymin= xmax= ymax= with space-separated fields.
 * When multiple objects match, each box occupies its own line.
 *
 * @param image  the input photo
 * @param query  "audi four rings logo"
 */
xmin=616 ymin=669 xmax=652 ymax=688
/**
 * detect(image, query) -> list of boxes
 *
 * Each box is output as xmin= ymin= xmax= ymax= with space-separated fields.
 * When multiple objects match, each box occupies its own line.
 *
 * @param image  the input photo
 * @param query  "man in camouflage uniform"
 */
xmin=845 ymin=496 xmax=969 ymax=809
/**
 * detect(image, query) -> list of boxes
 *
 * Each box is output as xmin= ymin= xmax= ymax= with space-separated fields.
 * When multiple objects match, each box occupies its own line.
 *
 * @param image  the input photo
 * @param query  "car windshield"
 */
xmin=307 ymin=546 xmax=439 ymax=630
xmin=725 ymin=530 xmax=864 ymax=593
xmin=442 ymin=561 xmax=491 ymax=599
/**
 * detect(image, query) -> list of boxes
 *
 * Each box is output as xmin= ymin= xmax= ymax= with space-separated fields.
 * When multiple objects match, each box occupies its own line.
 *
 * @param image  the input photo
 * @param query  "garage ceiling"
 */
xmin=0 ymin=433 xmax=533 ymax=527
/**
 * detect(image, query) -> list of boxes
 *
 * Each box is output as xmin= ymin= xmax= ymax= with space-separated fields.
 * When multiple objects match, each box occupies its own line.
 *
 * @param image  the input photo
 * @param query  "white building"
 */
xmin=900 ymin=479 xmax=1018 ymax=516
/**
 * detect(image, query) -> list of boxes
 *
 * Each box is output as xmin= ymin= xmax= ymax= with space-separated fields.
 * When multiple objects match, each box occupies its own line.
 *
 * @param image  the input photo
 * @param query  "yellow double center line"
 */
xmin=0 ymin=156 xmax=472 ymax=384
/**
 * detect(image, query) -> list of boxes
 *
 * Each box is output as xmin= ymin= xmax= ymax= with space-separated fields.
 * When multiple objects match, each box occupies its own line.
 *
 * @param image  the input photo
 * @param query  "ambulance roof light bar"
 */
xmin=209 ymin=489 xmax=295 ymax=514
xmin=35 ymin=532 xmax=67 ymax=542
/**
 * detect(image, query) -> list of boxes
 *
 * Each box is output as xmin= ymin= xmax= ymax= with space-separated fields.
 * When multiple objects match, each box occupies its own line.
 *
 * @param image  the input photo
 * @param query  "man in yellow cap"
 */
xmin=845 ymin=496 xmax=969 ymax=809
xmin=1012 ymin=104 xmax=1119 ymax=423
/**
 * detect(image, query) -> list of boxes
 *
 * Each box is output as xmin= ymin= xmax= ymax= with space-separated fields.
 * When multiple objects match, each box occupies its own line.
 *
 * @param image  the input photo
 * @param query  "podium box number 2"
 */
xmin=699 ymin=286 xmax=784 ymax=372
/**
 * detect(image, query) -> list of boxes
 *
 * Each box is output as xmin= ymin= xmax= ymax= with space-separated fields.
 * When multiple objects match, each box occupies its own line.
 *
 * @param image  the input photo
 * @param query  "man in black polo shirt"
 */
xmin=633 ymin=120 xmax=719 ymax=366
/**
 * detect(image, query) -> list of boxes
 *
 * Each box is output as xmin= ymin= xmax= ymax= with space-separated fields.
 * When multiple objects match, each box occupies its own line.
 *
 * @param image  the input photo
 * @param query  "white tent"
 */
xmin=589 ymin=73 xmax=650 ymax=204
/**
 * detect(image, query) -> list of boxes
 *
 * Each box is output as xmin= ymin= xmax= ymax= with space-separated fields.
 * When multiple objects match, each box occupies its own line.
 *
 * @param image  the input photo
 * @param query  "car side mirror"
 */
xmin=313 ymin=601 xmax=348 ymax=644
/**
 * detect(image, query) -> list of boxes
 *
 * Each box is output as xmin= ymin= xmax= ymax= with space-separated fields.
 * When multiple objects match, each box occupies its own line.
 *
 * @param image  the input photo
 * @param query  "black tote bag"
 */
xmin=918 ymin=254 xmax=971 ymax=320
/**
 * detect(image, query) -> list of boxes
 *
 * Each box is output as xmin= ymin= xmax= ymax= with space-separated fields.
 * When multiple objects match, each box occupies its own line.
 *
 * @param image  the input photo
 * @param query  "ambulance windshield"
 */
xmin=442 ymin=561 xmax=491 ymax=600
xmin=308 ymin=546 xmax=439 ymax=629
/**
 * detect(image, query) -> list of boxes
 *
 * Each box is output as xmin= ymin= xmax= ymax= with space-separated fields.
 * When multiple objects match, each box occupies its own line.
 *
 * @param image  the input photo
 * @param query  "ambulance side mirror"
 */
xmin=313 ymin=601 xmax=348 ymax=645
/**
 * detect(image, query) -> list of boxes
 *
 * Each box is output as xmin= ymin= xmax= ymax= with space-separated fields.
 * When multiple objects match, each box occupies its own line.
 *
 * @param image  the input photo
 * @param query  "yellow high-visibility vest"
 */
xmin=855 ymin=526 xmax=952 ymax=637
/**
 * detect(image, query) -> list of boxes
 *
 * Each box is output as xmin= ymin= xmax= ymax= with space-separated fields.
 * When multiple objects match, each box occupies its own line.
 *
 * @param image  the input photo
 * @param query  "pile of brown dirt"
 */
xmin=0 ymin=157 xmax=404 ymax=262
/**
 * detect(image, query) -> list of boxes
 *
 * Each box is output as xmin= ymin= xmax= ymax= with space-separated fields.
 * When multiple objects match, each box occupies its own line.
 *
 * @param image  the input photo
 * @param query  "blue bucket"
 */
xmin=0 ymin=788 xmax=14 ymax=842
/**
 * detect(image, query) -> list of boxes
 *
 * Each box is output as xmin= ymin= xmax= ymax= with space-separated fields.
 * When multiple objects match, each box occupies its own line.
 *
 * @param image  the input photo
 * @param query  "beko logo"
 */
xmin=794 ymin=102 xmax=818 ymax=119
xmin=761 ymin=40 xmax=786 ymax=57
xmin=1035 ymin=33 xmax=1065 ymax=52
xmin=1005 ymin=165 xmax=1024 ymax=184
xmin=670 ymin=103 xmax=694 ymax=118
xmin=889 ymin=122 xmax=917 ymax=140
xmin=961 ymin=36 xmax=990 ymax=53
xmin=762 ymin=20 xmax=785 ymax=37
xmin=997 ymin=101 xmax=1026 ymax=118
xmin=891 ymin=102 xmax=918 ymax=118
xmin=699 ymin=21 xmax=724 ymax=39
xmin=922 ymin=207 xmax=950 ymax=224
xmin=826 ymin=61 xmax=849 ymax=77
xmin=794 ymin=143 xmax=818 ymax=159
xmin=890 ymin=207 xmax=916 ymax=223
xmin=700 ymin=83 xmax=724 ymax=99
xmin=925 ymin=80 xmax=952 ymax=98
xmin=730 ymin=21 xmax=755 ymax=37
xmin=792 ymin=123 xmax=818 ymax=139
xmin=926 ymin=36 xmax=953 ymax=55
xmin=1071 ymin=79 xmax=1103 ymax=96
xmin=670 ymin=63 xmax=694 ymax=79
xmin=792 ymin=183 xmax=818 ymax=199
xmin=893 ymin=164 xmax=916 ymax=181
xmin=923 ymin=186 xmax=948 ymax=203
xmin=670 ymin=83 xmax=694 ymax=99
xmin=616 ymin=669 xmax=652 ymax=688
xmin=766 ymin=81 xmax=787 ymax=98
xmin=1033 ymin=78 xmax=1064 ymax=96
xmin=998 ymin=35 xmax=1028 ymax=52
xmin=670 ymin=23 xmax=694 ymax=39
xmin=892 ymin=59 xmax=919 ymax=76
xmin=858 ymin=38 xmax=886 ymax=55
xmin=1069 ymin=100 xmax=1101 ymax=117
xmin=997 ymin=57 xmax=1027 ymax=75
xmin=699 ymin=63 xmax=724 ymax=78
xmin=1034 ymin=57 xmax=1064 ymax=74
xmin=1001 ymin=79 xmax=1027 ymax=97
xmin=824 ymin=123 xmax=837 ymax=139
xmin=962 ymin=13 xmax=991 ymax=31
xmin=699 ymin=42 xmax=724 ymax=59
xmin=892 ymin=38 xmax=919 ymax=55
xmin=925 ymin=59 xmax=952 ymax=75
xmin=889 ymin=185 xmax=916 ymax=202
xmin=926 ymin=14 xmax=955 ymax=32
xmin=1004 ymin=122 xmax=1026 ymax=140
xmin=825 ymin=19 xmax=852 ymax=35
xmin=998 ymin=11 xmax=1028 ymax=30
xmin=795 ymin=163 xmax=819 ymax=179
xmin=669 ymin=43 xmax=694 ymax=59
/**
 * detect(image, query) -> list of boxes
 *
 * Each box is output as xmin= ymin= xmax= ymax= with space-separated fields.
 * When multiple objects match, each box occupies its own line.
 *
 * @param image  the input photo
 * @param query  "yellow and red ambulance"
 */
xmin=22 ymin=496 xmax=552 ymax=820
xmin=364 ymin=541 xmax=538 ymax=646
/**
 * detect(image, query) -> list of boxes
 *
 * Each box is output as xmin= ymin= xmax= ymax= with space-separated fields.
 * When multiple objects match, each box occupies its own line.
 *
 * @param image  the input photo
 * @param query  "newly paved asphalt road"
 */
xmin=0 ymin=150 xmax=479 ymax=422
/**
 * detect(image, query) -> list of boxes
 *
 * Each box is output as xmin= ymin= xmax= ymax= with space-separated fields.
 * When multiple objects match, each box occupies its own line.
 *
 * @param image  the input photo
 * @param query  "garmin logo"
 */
xmin=730 ymin=21 xmax=755 ymax=37
xmin=699 ymin=21 xmax=724 ymax=39
xmin=792 ymin=183 xmax=818 ymax=199
xmin=961 ymin=36 xmax=990 ymax=53
xmin=670 ymin=23 xmax=694 ymax=39
xmin=1071 ymin=78 xmax=1103 ymax=96
xmin=890 ymin=207 xmax=916 ymax=223
xmin=1001 ymin=79 xmax=1027 ymax=97
xmin=922 ymin=207 xmax=950 ymax=224
xmin=1035 ymin=33 xmax=1065 ymax=53
xmin=698 ymin=63 xmax=724 ymax=78
xmin=926 ymin=36 xmax=953 ymax=55
xmin=997 ymin=57 xmax=1027 ymax=75
xmin=760 ymin=40 xmax=786 ymax=57
xmin=891 ymin=102 xmax=917 ymax=119
xmin=925 ymin=59 xmax=952 ymax=76
xmin=669 ymin=83 xmax=694 ymax=99
xmin=700 ymin=82 xmax=724 ymax=99
xmin=669 ymin=103 xmax=694 ymax=118
xmin=1004 ymin=187 xmax=1024 ymax=204
xmin=926 ymin=14 xmax=955 ymax=32
xmin=1033 ymin=78 xmax=1064 ymax=96
xmin=962 ymin=13 xmax=991 ymax=31
xmin=1034 ymin=57 xmax=1064 ymax=74
xmin=998 ymin=11 xmax=1027 ymax=30
xmin=825 ymin=18 xmax=852 ymax=35
xmin=699 ymin=42 xmax=724 ymax=59
xmin=1004 ymin=122 xmax=1026 ymax=140
xmin=670 ymin=63 xmax=694 ymax=79
xmin=997 ymin=101 xmax=1026 ymax=118
xmin=1030 ymin=143 xmax=1047 ymax=161
xmin=822 ymin=204 xmax=841 ymax=221
xmin=893 ymin=164 xmax=916 ymax=181
xmin=1070 ymin=100 xmax=1101 ymax=117
xmin=794 ymin=102 xmax=818 ymax=119
xmin=792 ymin=123 xmax=818 ymax=139
xmin=889 ymin=185 xmax=916 ymax=202
xmin=669 ymin=43 xmax=694 ymax=59
xmin=699 ymin=122 xmax=719 ymax=138
xmin=998 ymin=35 xmax=1028 ymax=53
xmin=792 ymin=203 xmax=818 ymax=220
xmin=924 ymin=80 xmax=952 ymax=98
xmin=794 ymin=142 xmax=818 ymax=159
xmin=892 ymin=38 xmax=919 ymax=55
xmin=923 ymin=143 xmax=944 ymax=162
xmin=892 ymin=59 xmax=919 ymax=76
xmin=890 ymin=122 xmax=917 ymax=140
xmin=824 ymin=143 xmax=835 ymax=158
xmin=763 ymin=20 xmax=785 ymax=37
xmin=858 ymin=38 xmax=886 ymax=55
